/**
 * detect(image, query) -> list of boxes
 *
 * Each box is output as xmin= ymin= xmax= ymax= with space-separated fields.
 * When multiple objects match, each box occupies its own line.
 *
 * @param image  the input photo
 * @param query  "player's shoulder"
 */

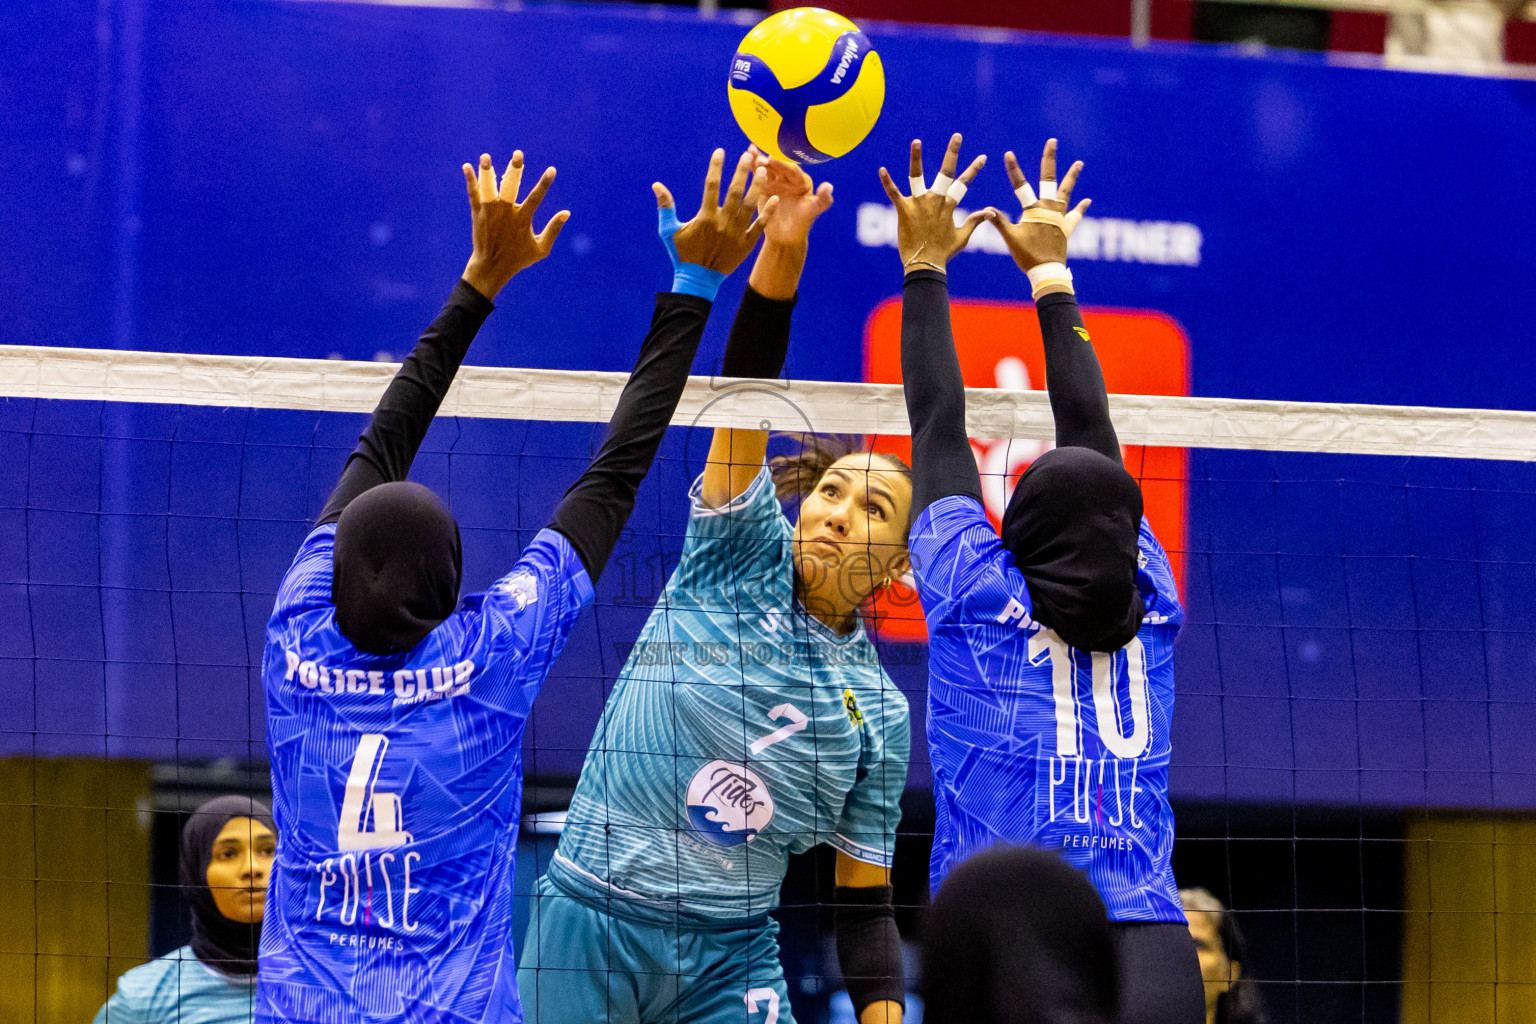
xmin=911 ymin=496 xmax=1027 ymax=624
xmin=273 ymin=523 xmax=337 ymax=619
xmin=911 ymin=495 xmax=1008 ymax=577
xmin=455 ymin=527 xmax=593 ymax=662
xmin=488 ymin=528 xmax=594 ymax=612
xmin=686 ymin=466 xmax=790 ymax=537
xmin=1135 ymin=517 xmax=1184 ymax=629
xmin=912 ymin=493 xmax=994 ymax=541
xmin=115 ymin=946 xmax=210 ymax=1002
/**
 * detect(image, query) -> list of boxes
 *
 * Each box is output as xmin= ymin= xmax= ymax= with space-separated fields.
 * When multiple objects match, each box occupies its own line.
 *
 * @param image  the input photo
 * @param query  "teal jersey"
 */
xmin=94 ymin=947 xmax=256 ymax=1024
xmin=552 ymin=468 xmax=911 ymax=922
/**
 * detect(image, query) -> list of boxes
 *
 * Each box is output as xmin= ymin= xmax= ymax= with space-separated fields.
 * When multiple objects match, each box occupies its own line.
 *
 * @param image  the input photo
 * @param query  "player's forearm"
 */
xmin=550 ymin=292 xmax=711 ymax=579
xmin=1036 ymin=291 xmax=1122 ymax=466
xmin=721 ymin=283 xmax=795 ymax=379
xmin=900 ymin=269 xmax=982 ymax=517
xmin=747 ymin=238 xmax=807 ymax=302
xmin=702 ymin=283 xmax=796 ymax=507
xmin=835 ymin=883 xmax=905 ymax=1024
xmin=701 ymin=428 xmax=768 ymax=509
xmin=319 ymin=279 xmax=493 ymax=525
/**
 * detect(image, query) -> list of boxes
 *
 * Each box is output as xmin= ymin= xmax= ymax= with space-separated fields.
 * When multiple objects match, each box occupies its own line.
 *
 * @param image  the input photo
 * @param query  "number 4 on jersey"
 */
xmin=338 ymin=734 xmax=414 ymax=851
xmin=1029 ymin=630 xmax=1151 ymax=759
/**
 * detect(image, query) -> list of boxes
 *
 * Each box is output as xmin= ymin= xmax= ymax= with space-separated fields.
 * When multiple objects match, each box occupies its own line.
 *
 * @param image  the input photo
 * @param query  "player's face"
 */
xmin=1186 ymin=910 xmax=1235 ymax=1011
xmin=792 ymin=453 xmax=912 ymax=607
xmin=205 ymin=816 xmax=276 ymax=924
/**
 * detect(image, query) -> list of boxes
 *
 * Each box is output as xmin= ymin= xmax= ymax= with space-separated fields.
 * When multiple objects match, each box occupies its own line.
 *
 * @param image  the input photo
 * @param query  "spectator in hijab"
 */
xmin=94 ymin=796 xmax=275 ymax=1024
xmin=1180 ymin=888 xmax=1268 ymax=1024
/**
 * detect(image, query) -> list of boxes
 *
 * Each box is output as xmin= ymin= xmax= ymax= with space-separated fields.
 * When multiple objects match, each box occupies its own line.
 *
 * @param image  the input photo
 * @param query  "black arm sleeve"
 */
xmin=1036 ymin=290 xmax=1122 ymax=466
xmin=720 ymin=285 xmax=795 ymax=379
xmin=835 ymin=885 xmax=906 ymax=1019
xmin=900 ymin=269 xmax=983 ymax=519
xmin=318 ymin=279 xmax=494 ymax=526
xmin=548 ymin=293 xmax=712 ymax=581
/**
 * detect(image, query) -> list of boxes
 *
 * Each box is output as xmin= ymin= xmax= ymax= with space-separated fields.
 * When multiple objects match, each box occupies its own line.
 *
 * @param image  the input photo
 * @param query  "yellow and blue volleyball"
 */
xmin=728 ymin=8 xmax=885 ymax=164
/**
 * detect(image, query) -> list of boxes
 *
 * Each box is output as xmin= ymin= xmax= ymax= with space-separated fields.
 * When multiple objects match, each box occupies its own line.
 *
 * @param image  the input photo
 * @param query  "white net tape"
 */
xmin=1 ymin=343 xmax=1532 ymax=461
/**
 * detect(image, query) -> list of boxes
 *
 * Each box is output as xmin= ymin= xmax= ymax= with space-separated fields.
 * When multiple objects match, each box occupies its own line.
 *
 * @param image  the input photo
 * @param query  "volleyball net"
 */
xmin=5 ymin=343 xmax=1536 ymax=1024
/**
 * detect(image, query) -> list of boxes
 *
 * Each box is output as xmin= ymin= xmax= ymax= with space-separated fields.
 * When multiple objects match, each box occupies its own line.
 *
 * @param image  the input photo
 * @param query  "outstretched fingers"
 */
xmin=1038 ymin=141 xmax=1062 ymax=202
xmin=812 ymin=180 xmax=834 ymax=212
xmin=1038 ymin=139 xmax=1058 ymax=193
xmin=878 ymin=166 xmax=904 ymax=204
xmin=723 ymin=149 xmax=754 ymax=217
xmin=938 ymin=133 xmax=963 ymax=180
xmin=746 ymin=194 xmax=780 ymax=243
xmin=1064 ymin=197 xmax=1091 ymax=235
xmin=498 ymin=151 xmax=525 ymax=203
xmin=535 ymin=209 xmax=571 ymax=252
xmin=1057 ymin=160 xmax=1084 ymax=209
xmin=908 ymin=139 xmax=923 ymax=182
xmin=954 ymin=208 xmax=995 ymax=249
xmin=463 ymin=162 xmax=482 ymax=213
xmin=520 ymin=166 xmax=557 ymax=217
xmin=653 ymin=181 xmax=676 ymax=210
xmin=699 ymin=148 xmax=726 ymax=215
xmin=1004 ymin=151 xmax=1026 ymax=191
xmin=477 ymin=153 xmax=498 ymax=204
xmin=941 ymin=152 xmax=987 ymax=210
xmin=1006 ymin=150 xmax=1037 ymax=211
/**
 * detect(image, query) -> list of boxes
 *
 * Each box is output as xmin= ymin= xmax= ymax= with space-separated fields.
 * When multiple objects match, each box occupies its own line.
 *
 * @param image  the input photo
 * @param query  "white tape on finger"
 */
xmin=908 ymin=175 xmax=927 ymax=196
xmin=931 ymin=174 xmax=955 ymax=195
xmin=1038 ymin=179 xmax=1058 ymax=201
xmin=946 ymin=180 xmax=968 ymax=203
xmin=1015 ymin=182 xmax=1037 ymax=207
xmin=500 ymin=164 xmax=523 ymax=203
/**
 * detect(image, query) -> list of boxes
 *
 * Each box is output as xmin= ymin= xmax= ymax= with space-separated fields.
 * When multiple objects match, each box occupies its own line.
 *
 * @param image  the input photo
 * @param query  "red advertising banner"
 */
xmin=862 ymin=298 xmax=1191 ymax=641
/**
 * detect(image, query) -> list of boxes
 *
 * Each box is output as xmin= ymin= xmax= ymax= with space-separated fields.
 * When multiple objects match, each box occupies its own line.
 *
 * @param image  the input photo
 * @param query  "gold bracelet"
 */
xmin=905 ymin=260 xmax=945 ymax=273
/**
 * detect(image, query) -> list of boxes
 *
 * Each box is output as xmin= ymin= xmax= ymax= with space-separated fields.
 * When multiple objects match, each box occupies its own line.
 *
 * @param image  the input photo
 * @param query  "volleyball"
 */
xmin=727 ymin=7 xmax=885 ymax=164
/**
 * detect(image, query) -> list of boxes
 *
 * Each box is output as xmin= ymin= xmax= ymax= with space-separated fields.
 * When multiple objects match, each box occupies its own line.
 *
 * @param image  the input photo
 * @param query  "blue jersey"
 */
xmin=910 ymin=495 xmax=1184 ymax=923
xmin=258 ymin=524 xmax=592 ymax=1024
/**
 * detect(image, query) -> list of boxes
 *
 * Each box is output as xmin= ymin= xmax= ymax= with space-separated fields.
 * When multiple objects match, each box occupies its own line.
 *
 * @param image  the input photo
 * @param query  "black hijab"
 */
xmin=333 ymin=481 xmax=462 ymax=655
xmin=1001 ymin=446 xmax=1145 ymax=653
xmin=180 ymin=795 xmax=275 ymax=976
xmin=922 ymin=845 xmax=1119 ymax=1024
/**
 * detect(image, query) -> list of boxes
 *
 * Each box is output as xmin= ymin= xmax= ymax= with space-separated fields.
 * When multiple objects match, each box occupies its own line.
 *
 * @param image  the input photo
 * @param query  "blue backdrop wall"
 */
xmin=3 ymin=0 xmax=1535 ymax=809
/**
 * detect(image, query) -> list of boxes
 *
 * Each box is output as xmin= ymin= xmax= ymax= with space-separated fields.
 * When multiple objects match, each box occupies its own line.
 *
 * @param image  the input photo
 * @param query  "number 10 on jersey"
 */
xmin=1029 ymin=631 xmax=1151 ymax=760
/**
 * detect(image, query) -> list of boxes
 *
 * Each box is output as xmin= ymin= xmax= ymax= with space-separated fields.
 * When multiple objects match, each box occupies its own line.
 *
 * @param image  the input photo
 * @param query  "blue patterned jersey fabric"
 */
xmin=94 ymin=947 xmax=257 ymax=1024
xmin=549 ymin=468 xmax=910 ymax=923
xmin=910 ymin=495 xmax=1185 ymax=923
xmin=257 ymin=524 xmax=592 ymax=1024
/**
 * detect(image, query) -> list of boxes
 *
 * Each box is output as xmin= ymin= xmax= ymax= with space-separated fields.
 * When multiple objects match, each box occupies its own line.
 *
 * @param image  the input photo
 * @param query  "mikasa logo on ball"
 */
xmin=830 ymin=37 xmax=858 ymax=84
xmin=685 ymin=759 xmax=775 ymax=847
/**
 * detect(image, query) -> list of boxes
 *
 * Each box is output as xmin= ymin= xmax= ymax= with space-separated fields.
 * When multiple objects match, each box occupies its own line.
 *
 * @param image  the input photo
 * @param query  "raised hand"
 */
xmin=460 ymin=152 xmax=570 ymax=301
xmin=985 ymin=138 xmax=1091 ymax=276
xmin=751 ymin=150 xmax=834 ymax=248
xmin=877 ymin=133 xmax=992 ymax=274
xmin=654 ymin=149 xmax=777 ymax=280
